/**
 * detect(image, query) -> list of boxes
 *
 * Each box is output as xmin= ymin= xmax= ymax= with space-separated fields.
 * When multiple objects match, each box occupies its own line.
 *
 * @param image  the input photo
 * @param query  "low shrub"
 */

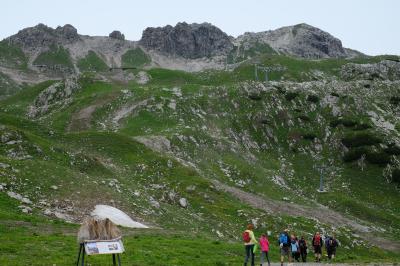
xmin=297 ymin=115 xmax=311 ymax=122
xmin=384 ymin=145 xmax=400 ymax=155
xmin=389 ymin=96 xmax=400 ymax=105
xmin=248 ymin=94 xmax=262 ymax=100
xmin=365 ymin=151 xmax=390 ymax=165
xmin=302 ymin=133 xmax=317 ymax=140
xmin=341 ymin=132 xmax=382 ymax=148
xmin=392 ymin=168 xmax=400 ymax=183
xmin=343 ymin=147 xmax=369 ymax=162
xmin=306 ymin=94 xmax=319 ymax=103
xmin=285 ymin=91 xmax=299 ymax=101
xmin=353 ymin=123 xmax=372 ymax=130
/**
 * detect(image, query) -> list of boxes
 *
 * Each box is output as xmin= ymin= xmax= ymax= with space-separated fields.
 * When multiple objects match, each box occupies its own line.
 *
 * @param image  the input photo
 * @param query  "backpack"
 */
xmin=291 ymin=242 xmax=298 ymax=252
xmin=299 ymin=240 xmax=306 ymax=248
xmin=279 ymin=233 xmax=288 ymax=245
xmin=243 ymin=231 xmax=251 ymax=243
xmin=314 ymin=235 xmax=321 ymax=246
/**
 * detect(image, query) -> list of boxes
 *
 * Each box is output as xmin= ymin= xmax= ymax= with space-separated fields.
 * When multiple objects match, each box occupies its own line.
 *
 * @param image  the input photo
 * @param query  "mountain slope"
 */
xmin=0 ymin=23 xmax=399 ymax=264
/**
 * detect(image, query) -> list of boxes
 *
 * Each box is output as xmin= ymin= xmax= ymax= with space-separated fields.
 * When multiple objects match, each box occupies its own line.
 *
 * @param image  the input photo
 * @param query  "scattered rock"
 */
xmin=186 ymin=185 xmax=196 ymax=192
xmin=179 ymin=198 xmax=188 ymax=208
xmin=149 ymin=198 xmax=160 ymax=209
xmin=18 ymin=205 xmax=32 ymax=214
xmin=341 ymin=60 xmax=400 ymax=81
xmin=7 ymin=191 xmax=32 ymax=204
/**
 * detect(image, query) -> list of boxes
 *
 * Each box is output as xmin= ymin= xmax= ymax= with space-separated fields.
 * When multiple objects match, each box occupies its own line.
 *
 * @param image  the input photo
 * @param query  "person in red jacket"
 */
xmin=259 ymin=233 xmax=270 ymax=266
xmin=312 ymin=232 xmax=323 ymax=262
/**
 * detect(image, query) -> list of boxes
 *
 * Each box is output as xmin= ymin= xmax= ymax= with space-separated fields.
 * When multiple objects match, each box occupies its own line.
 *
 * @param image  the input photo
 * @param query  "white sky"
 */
xmin=1 ymin=0 xmax=399 ymax=55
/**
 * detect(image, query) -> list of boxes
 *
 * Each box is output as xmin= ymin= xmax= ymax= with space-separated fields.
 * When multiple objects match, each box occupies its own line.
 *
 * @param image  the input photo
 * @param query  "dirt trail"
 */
xmin=211 ymin=179 xmax=400 ymax=252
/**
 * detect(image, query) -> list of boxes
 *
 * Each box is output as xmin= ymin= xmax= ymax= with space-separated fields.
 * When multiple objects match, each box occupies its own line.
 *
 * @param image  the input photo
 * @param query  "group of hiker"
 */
xmin=243 ymin=224 xmax=339 ymax=266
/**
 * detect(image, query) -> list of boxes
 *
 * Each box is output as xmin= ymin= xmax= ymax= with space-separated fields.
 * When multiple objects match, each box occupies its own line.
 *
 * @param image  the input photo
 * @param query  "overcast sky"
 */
xmin=2 ymin=0 xmax=399 ymax=55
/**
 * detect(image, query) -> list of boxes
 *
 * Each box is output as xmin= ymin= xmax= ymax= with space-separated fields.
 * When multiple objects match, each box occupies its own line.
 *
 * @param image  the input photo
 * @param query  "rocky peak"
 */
xmin=139 ymin=22 xmax=233 ymax=59
xmin=7 ymin=23 xmax=80 ymax=50
xmin=55 ymin=24 xmax=79 ymax=41
xmin=236 ymin=23 xmax=350 ymax=58
xmin=109 ymin=30 xmax=125 ymax=40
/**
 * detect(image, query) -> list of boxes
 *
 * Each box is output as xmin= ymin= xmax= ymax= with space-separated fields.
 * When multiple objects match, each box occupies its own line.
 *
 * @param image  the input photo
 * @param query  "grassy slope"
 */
xmin=121 ymin=48 xmax=151 ymax=68
xmin=0 ymin=54 xmax=400 ymax=264
xmin=33 ymin=45 xmax=73 ymax=68
xmin=0 ymin=40 xmax=27 ymax=69
xmin=77 ymin=50 xmax=108 ymax=72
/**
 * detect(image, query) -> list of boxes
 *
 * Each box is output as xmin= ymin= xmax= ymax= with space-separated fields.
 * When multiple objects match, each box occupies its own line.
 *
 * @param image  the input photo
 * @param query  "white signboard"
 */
xmin=84 ymin=239 xmax=125 ymax=255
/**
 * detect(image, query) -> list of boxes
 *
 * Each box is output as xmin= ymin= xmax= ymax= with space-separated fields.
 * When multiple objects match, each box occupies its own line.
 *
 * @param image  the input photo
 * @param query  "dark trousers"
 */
xmin=300 ymin=249 xmax=307 ymax=262
xmin=260 ymin=251 xmax=270 ymax=265
xmin=327 ymin=248 xmax=336 ymax=259
xmin=244 ymin=244 xmax=255 ymax=266
xmin=291 ymin=252 xmax=300 ymax=262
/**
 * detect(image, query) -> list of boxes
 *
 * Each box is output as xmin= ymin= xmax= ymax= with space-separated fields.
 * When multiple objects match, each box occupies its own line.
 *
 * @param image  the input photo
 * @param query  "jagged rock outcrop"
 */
xmin=7 ymin=23 xmax=80 ymax=51
xmin=341 ymin=60 xmax=400 ymax=81
xmin=139 ymin=22 xmax=233 ymax=59
xmin=235 ymin=23 xmax=355 ymax=59
xmin=109 ymin=30 xmax=125 ymax=40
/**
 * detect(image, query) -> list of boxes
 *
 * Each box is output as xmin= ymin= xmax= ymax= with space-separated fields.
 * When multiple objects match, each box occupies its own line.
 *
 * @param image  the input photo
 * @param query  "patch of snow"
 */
xmin=91 ymin=204 xmax=148 ymax=228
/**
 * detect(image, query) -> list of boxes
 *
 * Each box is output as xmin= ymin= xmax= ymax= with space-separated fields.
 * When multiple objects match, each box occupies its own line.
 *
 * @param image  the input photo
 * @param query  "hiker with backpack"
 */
xmin=243 ymin=224 xmax=258 ymax=266
xmin=312 ymin=231 xmax=323 ymax=262
xmin=259 ymin=233 xmax=270 ymax=266
xmin=278 ymin=229 xmax=291 ymax=266
xmin=327 ymin=234 xmax=338 ymax=260
xmin=290 ymin=234 xmax=300 ymax=262
xmin=298 ymin=236 xmax=308 ymax=262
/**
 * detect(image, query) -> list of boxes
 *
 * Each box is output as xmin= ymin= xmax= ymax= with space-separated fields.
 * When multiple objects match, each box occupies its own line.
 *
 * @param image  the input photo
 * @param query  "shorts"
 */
xmin=314 ymin=246 xmax=322 ymax=254
xmin=280 ymin=246 xmax=290 ymax=256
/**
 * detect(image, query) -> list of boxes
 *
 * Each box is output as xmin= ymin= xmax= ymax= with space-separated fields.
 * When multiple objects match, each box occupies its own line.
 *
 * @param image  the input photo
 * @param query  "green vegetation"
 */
xmin=122 ymin=48 xmax=151 ymax=68
xmin=33 ymin=45 xmax=73 ymax=68
xmin=0 ymin=40 xmax=27 ymax=69
xmin=227 ymin=41 xmax=276 ymax=64
xmin=0 ymin=50 xmax=400 ymax=264
xmin=0 ymin=72 xmax=20 ymax=97
xmin=77 ymin=50 xmax=108 ymax=72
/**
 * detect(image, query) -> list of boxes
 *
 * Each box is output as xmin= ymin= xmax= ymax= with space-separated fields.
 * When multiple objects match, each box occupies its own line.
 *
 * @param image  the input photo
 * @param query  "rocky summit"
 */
xmin=7 ymin=23 xmax=80 ymax=51
xmin=236 ymin=23 xmax=354 ymax=59
xmin=139 ymin=22 xmax=233 ymax=59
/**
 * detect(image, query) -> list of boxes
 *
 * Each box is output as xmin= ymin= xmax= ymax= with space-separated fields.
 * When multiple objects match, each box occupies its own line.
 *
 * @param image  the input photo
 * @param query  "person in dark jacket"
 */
xmin=327 ymin=234 xmax=338 ymax=260
xmin=298 ymin=236 xmax=308 ymax=262
xmin=312 ymin=232 xmax=323 ymax=262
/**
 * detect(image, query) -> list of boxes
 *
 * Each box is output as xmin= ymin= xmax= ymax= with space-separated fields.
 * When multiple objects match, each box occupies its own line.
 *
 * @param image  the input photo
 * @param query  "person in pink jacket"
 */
xmin=259 ymin=233 xmax=271 ymax=266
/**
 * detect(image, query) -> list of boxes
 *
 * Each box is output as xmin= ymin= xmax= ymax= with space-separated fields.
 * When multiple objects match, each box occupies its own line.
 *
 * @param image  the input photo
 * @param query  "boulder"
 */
xmin=109 ymin=30 xmax=125 ymax=40
xmin=179 ymin=198 xmax=188 ymax=208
